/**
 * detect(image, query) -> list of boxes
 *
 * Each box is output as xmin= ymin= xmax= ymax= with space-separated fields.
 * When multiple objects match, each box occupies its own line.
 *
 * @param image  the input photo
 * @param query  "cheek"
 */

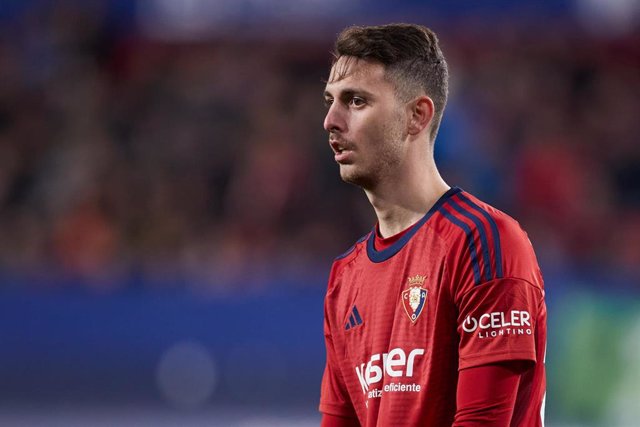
xmin=350 ymin=106 xmax=406 ymax=154
xmin=368 ymin=111 xmax=405 ymax=147
xmin=356 ymin=111 xmax=393 ymax=142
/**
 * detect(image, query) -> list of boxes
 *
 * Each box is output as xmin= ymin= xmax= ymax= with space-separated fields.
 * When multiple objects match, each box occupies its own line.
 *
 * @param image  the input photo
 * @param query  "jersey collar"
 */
xmin=366 ymin=187 xmax=461 ymax=263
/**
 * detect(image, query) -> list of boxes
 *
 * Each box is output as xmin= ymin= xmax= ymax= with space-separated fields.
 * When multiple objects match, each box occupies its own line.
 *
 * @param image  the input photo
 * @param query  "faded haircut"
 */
xmin=332 ymin=23 xmax=449 ymax=141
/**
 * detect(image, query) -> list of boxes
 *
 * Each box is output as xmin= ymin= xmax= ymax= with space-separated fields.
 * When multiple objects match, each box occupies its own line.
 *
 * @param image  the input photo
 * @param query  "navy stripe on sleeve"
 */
xmin=448 ymin=198 xmax=493 ymax=282
xmin=438 ymin=204 xmax=482 ymax=285
xmin=457 ymin=193 xmax=504 ymax=279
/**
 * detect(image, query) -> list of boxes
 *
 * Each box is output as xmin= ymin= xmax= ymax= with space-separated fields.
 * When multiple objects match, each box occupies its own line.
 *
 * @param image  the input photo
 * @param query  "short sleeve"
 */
xmin=456 ymin=277 xmax=543 ymax=370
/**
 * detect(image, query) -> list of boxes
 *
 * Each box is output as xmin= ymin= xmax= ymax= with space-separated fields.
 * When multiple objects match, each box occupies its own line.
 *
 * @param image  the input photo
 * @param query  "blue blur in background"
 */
xmin=0 ymin=0 xmax=639 ymax=426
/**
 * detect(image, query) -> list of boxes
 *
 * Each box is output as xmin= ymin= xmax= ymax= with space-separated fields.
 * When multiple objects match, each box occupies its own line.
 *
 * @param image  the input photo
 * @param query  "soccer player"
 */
xmin=319 ymin=24 xmax=547 ymax=426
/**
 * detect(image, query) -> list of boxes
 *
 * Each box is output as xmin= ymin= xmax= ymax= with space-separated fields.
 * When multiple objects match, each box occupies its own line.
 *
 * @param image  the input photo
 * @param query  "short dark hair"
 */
xmin=333 ymin=23 xmax=449 ymax=141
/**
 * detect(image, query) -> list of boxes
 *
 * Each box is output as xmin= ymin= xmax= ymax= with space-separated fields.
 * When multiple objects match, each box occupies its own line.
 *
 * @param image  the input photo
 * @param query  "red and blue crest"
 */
xmin=401 ymin=286 xmax=428 ymax=323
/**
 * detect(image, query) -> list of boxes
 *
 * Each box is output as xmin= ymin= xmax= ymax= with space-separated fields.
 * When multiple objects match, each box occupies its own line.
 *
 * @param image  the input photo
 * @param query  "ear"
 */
xmin=407 ymin=96 xmax=435 ymax=136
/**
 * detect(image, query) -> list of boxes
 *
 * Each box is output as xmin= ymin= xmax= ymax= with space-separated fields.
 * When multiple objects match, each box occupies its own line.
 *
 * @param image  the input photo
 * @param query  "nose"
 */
xmin=324 ymin=103 xmax=346 ymax=134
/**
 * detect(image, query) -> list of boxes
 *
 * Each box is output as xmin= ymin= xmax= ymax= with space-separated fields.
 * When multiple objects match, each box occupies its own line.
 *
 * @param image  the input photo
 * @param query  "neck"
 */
xmin=364 ymin=157 xmax=449 ymax=238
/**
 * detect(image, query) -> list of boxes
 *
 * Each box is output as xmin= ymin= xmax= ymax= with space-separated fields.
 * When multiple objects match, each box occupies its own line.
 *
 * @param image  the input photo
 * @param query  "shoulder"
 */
xmin=434 ymin=189 xmax=542 ymax=289
xmin=461 ymin=191 xmax=542 ymax=284
xmin=334 ymin=232 xmax=370 ymax=263
xmin=326 ymin=232 xmax=370 ymax=289
xmin=451 ymin=190 xmax=533 ymax=252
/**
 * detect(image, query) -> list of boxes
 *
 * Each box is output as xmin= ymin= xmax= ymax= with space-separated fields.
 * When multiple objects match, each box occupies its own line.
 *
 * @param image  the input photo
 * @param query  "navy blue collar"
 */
xmin=366 ymin=187 xmax=461 ymax=263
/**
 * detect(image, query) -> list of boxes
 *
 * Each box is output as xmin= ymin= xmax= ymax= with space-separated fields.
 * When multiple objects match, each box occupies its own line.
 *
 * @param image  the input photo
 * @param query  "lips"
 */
xmin=334 ymin=150 xmax=353 ymax=163
xmin=329 ymin=138 xmax=345 ymax=154
xmin=329 ymin=139 xmax=353 ymax=163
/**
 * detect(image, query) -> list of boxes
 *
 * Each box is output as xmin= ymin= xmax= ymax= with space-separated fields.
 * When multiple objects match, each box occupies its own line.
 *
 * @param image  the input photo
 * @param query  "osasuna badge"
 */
xmin=402 ymin=275 xmax=428 ymax=323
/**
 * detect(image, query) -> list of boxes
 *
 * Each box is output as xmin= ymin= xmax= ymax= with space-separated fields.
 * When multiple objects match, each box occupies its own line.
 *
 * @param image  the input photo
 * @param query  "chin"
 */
xmin=340 ymin=167 xmax=375 ymax=189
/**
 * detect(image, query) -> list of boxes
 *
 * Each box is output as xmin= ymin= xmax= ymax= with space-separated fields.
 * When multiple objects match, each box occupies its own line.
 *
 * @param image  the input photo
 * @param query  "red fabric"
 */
xmin=321 ymin=363 xmax=529 ymax=427
xmin=454 ymin=362 xmax=528 ymax=426
xmin=320 ymin=188 xmax=546 ymax=427
xmin=321 ymin=413 xmax=361 ymax=427
xmin=374 ymin=223 xmax=412 ymax=250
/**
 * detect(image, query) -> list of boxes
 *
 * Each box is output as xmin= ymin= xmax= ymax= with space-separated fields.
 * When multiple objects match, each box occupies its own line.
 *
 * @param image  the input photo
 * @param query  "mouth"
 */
xmin=329 ymin=139 xmax=353 ymax=163
xmin=329 ymin=138 xmax=350 ymax=154
xmin=333 ymin=146 xmax=353 ymax=163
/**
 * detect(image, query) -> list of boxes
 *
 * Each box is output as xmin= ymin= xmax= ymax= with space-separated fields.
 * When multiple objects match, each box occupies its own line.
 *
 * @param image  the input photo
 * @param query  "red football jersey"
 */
xmin=319 ymin=187 xmax=547 ymax=426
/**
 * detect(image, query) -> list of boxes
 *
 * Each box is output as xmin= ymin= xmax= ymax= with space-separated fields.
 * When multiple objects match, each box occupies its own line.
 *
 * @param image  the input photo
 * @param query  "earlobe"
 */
xmin=407 ymin=96 xmax=435 ymax=136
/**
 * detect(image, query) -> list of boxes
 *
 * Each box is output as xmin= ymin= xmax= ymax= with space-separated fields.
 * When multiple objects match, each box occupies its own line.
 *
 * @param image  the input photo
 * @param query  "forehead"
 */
xmin=325 ymin=56 xmax=390 ymax=93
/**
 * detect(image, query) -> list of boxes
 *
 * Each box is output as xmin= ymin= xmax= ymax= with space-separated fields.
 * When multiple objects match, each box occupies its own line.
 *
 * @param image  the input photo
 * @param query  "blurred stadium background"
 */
xmin=0 ymin=0 xmax=638 ymax=426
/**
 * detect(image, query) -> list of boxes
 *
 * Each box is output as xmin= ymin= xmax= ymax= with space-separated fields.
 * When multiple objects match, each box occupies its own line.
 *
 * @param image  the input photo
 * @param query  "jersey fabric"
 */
xmin=319 ymin=187 xmax=547 ymax=426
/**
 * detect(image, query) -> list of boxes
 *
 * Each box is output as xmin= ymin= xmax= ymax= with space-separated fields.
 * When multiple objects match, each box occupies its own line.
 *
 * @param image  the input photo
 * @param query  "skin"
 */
xmin=323 ymin=56 xmax=450 ymax=238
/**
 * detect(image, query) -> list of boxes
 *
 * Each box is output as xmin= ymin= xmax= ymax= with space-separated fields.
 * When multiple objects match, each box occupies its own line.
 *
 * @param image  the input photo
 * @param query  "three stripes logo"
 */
xmin=345 ymin=305 xmax=363 ymax=330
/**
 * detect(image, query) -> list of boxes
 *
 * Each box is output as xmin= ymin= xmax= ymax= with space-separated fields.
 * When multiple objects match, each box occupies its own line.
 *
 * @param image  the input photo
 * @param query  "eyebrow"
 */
xmin=323 ymin=87 xmax=375 ymax=99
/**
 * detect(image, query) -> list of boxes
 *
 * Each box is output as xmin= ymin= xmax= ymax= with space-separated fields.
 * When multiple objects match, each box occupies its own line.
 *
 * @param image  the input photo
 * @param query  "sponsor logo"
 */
xmin=354 ymin=347 xmax=424 ymax=395
xmin=401 ymin=275 xmax=428 ymax=323
xmin=366 ymin=382 xmax=421 ymax=400
xmin=462 ymin=310 xmax=532 ymax=339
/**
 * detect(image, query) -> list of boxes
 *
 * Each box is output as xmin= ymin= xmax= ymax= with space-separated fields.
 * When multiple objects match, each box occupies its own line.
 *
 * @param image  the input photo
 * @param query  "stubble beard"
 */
xmin=339 ymin=122 xmax=405 ymax=191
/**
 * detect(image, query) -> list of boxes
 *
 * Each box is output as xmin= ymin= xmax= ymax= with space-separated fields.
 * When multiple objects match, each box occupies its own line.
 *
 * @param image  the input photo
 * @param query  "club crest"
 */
xmin=402 ymin=275 xmax=428 ymax=323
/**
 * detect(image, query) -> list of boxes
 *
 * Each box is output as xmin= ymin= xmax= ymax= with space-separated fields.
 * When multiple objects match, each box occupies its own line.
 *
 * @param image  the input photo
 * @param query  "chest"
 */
xmin=330 ymin=238 xmax=454 ymax=364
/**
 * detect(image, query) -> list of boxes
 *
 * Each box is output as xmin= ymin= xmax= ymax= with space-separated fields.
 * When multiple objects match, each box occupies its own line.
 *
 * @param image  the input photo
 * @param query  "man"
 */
xmin=319 ymin=24 xmax=546 ymax=426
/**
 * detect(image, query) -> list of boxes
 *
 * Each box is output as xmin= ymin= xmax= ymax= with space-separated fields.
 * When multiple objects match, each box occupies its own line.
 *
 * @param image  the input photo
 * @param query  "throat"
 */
xmin=377 ymin=214 xmax=423 ymax=239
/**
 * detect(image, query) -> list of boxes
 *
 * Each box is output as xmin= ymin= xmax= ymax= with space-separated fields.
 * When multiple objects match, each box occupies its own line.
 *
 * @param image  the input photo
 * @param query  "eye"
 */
xmin=350 ymin=97 xmax=366 ymax=107
xmin=324 ymin=97 xmax=334 ymax=108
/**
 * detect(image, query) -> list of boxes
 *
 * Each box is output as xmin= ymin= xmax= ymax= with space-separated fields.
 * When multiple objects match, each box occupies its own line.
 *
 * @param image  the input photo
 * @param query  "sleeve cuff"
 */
xmin=459 ymin=350 xmax=536 ymax=370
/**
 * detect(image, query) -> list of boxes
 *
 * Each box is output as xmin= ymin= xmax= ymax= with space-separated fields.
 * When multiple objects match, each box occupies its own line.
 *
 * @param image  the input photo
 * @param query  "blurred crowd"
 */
xmin=439 ymin=24 xmax=640 ymax=285
xmin=0 ymin=6 xmax=638 ymax=292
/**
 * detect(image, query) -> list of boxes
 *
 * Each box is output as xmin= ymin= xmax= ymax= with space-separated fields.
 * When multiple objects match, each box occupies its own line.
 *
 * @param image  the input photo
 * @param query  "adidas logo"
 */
xmin=345 ymin=305 xmax=363 ymax=330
